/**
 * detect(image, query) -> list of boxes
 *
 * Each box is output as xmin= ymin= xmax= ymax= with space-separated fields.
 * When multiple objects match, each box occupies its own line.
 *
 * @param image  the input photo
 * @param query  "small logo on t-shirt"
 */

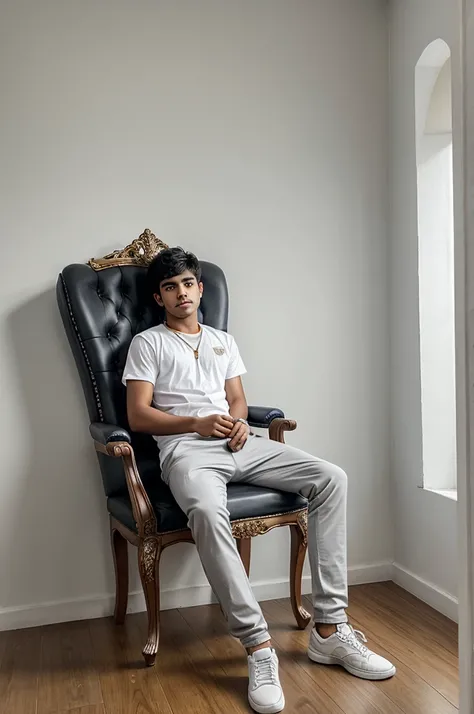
xmin=213 ymin=347 xmax=225 ymax=356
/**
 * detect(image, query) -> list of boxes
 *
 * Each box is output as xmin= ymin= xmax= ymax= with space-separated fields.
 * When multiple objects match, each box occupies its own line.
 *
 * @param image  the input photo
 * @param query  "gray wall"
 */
xmin=0 ymin=0 xmax=391 ymax=627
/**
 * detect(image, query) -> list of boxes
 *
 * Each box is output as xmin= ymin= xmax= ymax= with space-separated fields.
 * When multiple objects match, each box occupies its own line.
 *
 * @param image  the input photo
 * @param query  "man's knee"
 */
xmin=323 ymin=462 xmax=347 ymax=493
xmin=188 ymin=501 xmax=229 ymax=531
xmin=305 ymin=460 xmax=347 ymax=495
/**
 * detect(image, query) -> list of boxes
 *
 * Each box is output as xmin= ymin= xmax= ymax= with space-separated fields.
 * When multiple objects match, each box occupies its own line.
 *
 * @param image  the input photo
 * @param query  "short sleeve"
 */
xmin=225 ymin=335 xmax=247 ymax=380
xmin=122 ymin=334 xmax=159 ymax=386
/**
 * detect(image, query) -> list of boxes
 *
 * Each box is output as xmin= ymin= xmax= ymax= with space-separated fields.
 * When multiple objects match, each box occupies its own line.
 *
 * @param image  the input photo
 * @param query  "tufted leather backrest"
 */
xmin=57 ymin=260 xmax=228 ymax=496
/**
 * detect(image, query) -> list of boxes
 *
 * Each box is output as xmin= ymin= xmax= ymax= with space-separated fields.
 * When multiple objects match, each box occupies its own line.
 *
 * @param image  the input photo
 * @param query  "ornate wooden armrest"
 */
xmin=268 ymin=418 xmax=297 ymax=443
xmin=90 ymin=422 xmax=156 ymax=537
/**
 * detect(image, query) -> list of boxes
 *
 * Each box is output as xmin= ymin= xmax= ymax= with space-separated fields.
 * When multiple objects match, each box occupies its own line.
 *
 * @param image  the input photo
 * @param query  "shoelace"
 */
xmin=253 ymin=656 xmax=279 ymax=686
xmin=338 ymin=626 xmax=369 ymax=656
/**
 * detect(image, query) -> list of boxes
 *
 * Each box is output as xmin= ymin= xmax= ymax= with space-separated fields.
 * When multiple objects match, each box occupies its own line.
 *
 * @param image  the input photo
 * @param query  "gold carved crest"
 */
xmin=88 ymin=229 xmax=169 ymax=271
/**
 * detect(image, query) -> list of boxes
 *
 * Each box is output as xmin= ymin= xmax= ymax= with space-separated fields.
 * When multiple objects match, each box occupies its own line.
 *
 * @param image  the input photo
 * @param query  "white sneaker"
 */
xmin=308 ymin=623 xmax=396 ymax=680
xmin=247 ymin=647 xmax=285 ymax=713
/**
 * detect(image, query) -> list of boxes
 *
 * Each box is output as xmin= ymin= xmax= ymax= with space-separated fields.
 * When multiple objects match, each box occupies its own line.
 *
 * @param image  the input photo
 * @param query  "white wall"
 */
xmin=418 ymin=144 xmax=456 ymax=491
xmin=0 ymin=0 xmax=391 ymax=628
xmin=416 ymin=49 xmax=456 ymax=492
xmin=459 ymin=1 xmax=474 ymax=706
xmin=389 ymin=0 xmax=460 ymax=607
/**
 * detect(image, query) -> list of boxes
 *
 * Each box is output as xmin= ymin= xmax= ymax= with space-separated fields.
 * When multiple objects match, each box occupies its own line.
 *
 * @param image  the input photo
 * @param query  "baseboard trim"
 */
xmin=392 ymin=562 xmax=458 ymax=622
xmin=348 ymin=561 xmax=393 ymax=586
xmin=2 ymin=562 xmax=457 ymax=631
xmin=0 ymin=561 xmax=393 ymax=631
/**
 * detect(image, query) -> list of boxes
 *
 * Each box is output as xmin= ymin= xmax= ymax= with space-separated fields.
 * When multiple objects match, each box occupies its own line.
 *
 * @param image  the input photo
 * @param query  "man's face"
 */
xmin=154 ymin=270 xmax=203 ymax=319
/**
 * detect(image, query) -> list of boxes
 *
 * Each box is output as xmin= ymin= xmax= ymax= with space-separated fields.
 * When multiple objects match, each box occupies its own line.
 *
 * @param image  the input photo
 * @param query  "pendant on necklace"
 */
xmin=194 ymin=350 xmax=199 ymax=359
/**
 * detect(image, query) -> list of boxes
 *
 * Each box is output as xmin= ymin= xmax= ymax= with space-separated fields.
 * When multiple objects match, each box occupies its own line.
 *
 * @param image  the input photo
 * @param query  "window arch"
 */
xmin=415 ymin=39 xmax=456 ymax=493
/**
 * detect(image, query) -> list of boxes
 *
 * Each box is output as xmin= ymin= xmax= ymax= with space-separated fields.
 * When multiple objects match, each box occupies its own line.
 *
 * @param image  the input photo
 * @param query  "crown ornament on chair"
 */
xmin=88 ymin=229 xmax=169 ymax=271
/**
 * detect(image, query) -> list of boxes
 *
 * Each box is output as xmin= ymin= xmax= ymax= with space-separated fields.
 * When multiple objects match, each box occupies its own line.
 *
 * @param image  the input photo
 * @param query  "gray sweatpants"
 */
xmin=161 ymin=434 xmax=348 ymax=649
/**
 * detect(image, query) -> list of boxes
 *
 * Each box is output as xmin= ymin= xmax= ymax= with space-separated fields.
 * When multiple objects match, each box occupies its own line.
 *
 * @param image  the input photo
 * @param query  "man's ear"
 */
xmin=153 ymin=292 xmax=163 ymax=307
xmin=199 ymin=281 xmax=204 ymax=297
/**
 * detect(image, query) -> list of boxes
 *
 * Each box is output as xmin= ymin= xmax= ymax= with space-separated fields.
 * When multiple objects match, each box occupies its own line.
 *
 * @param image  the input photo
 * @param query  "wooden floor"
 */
xmin=0 ymin=582 xmax=459 ymax=714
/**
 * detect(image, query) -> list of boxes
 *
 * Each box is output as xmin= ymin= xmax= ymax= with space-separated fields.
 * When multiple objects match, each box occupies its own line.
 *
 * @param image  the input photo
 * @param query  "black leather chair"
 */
xmin=57 ymin=229 xmax=310 ymax=666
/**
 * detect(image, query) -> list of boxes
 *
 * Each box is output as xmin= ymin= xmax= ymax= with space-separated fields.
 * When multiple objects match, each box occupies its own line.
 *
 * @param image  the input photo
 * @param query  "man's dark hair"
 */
xmin=147 ymin=247 xmax=201 ymax=296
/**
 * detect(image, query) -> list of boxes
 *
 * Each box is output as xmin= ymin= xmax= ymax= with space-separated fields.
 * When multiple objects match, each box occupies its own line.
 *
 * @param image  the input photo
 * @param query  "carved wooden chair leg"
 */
xmin=111 ymin=522 xmax=129 ymax=625
xmin=289 ymin=517 xmax=312 ymax=630
xmin=138 ymin=535 xmax=162 ymax=666
xmin=236 ymin=537 xmax=251 ymax=577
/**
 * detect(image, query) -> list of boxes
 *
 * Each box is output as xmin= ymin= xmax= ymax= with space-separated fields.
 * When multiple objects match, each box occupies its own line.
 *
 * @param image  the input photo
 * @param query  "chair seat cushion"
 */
xmin=107 ymin=479 xmax=307 ymax=534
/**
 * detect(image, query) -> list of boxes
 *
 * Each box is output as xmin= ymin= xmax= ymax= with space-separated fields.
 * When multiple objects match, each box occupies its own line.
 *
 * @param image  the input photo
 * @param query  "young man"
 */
xmin=123 ymin=247 xmax=395 ymax=714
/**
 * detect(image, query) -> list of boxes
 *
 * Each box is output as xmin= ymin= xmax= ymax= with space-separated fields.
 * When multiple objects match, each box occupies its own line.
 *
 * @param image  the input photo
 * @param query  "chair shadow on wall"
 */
xmin=6 ymin=287 xmax=112 ymax=636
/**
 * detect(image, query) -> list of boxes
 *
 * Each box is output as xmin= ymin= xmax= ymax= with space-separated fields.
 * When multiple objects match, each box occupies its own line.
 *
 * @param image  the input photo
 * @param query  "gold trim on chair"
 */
xmin=297 ymin=510 xmax=308 ymax=547
xmin=88 ymin=229 xmax=169 ymax=271
xmin=231 ymin=519 xmax=270 ymax=539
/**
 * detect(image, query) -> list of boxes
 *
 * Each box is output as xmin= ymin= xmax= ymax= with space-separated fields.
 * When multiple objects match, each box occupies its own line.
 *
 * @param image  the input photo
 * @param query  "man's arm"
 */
xmin=225 ymin=376 xmax=248 ymax=421
xmin=126 ymin=381 xmax=233 ymax=437
xmin=225 ymin=376 xmax=250 ymax=451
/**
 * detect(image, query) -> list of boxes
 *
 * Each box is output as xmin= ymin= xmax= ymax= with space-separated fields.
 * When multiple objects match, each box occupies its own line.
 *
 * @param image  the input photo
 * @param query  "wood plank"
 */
xmin=305 ymin=591 xmax=459 ymax=714
xmin=0 ymin=584 xmax=459 ymax=714
xmin=179 ymin=601 xmax=346 ymax=714
xmin=0 ymin=627 xmax=41 ymax=714
xmin=37 ymin=620 xmax=102 ymax=714
xmin=344 ymin=609 xmax=458 ymax=714
xmin=351 ymin=583 xmax=457 ymax=656
xmin=88 ymin=616 xmax=172 ymax=714
xmin=262 ymin=598 xmax=407 ymax=714
xmin=383 ymin=582 xmax=457 ymax=642
xmin=56 ymin=707 xmax=105 ymax=714
xmin=343 ymin=591 xmax=459 ymax=707
xmin=153 ymin=607 xmax=250 ymax=713
xmin=0 ymin=630 xmax=7 ymax=671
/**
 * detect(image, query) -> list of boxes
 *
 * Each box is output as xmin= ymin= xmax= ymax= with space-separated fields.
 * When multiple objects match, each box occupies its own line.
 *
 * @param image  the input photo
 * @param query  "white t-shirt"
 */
xmin=122 ymin=324 xmax=246 ymax=463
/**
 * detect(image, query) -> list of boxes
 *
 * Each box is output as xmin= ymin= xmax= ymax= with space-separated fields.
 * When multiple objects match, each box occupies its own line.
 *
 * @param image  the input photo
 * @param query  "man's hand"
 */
xmin=194 ymin=414 xmax=235 ymax=438
xmin=227 ymin=419 xmax=250 ymax=452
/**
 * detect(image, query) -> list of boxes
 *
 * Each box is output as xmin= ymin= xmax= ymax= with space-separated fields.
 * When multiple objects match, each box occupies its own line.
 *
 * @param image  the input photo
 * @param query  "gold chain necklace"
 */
xmin=164 ymin=322 xmax=203 ymax=360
